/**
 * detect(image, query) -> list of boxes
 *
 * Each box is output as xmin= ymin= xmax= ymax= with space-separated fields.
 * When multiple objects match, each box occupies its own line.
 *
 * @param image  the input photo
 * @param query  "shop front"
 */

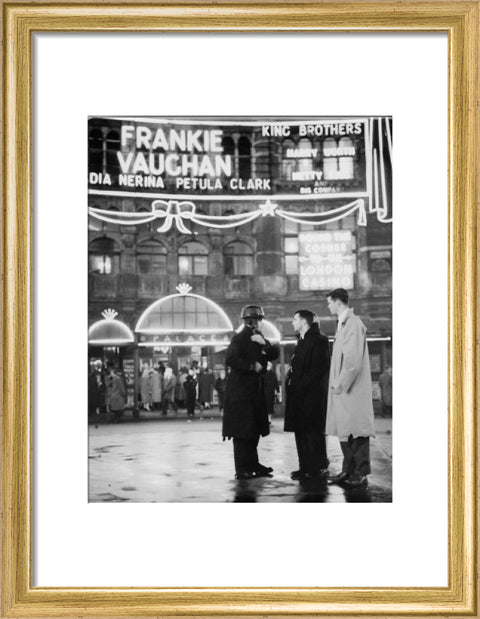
xmin=88 ymin=309 xmax=135 ymax=414
xmin=133 ymin=283 xmax=234 ymax=410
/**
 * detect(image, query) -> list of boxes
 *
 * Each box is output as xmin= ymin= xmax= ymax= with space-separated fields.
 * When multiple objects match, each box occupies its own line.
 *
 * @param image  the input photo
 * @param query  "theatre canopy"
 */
xmin=88 ymin=309 xmax=134 ymax=346
xmin=135 ymin=284 xmax=234 ymax=347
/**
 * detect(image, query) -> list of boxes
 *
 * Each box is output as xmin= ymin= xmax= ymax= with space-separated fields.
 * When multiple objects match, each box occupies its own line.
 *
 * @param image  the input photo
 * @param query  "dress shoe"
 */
xmin=235 ymin=471 xmax=257 ymax=480
xmin=256 ymin=464 xmax=273 ymax=474
xmin=344 ymin=474 xmax=368 ymax=487
xmin=290 ymin=469 xmax=304 ymax=480
xmin=328 ymin=471 xmax=351 ymax=484
xmin=304 ymin=469 xmax=329 ymax=480
xmin=255 ymin=470 xmax=273 ymax=478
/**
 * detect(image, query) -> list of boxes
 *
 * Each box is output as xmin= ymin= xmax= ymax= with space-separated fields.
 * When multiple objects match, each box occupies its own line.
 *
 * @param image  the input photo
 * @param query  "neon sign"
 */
xmin=298 ymin=231 xmax=356 ymax=291
xmin=88 ymin=117 xmax=368 ymax=198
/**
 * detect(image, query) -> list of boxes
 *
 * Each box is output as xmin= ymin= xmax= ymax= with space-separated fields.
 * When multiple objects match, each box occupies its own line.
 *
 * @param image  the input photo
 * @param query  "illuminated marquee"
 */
xmin=88 ymin=117 xmax=368 ymax=198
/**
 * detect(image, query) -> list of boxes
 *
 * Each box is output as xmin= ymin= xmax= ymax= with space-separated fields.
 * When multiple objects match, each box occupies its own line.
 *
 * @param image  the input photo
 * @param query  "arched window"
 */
xmin=88 ymin=237 xmax=119 ymax=275
xmin=178 ymin=241 xmax=208 ymax=276
xmin=136 ymin=239 xmax=167 ymax=275
xmin=238 ymin=137 xmax=252 ymax=179
xmin=106 ymin=131 xmax=120 ymax=175
xmin=224 ymin=241 xmax=253 ymax=276
xmin=221 ymin=136 xmax=235 ymax=156
xmin=88 ymin=129 xmax=103 ymax=172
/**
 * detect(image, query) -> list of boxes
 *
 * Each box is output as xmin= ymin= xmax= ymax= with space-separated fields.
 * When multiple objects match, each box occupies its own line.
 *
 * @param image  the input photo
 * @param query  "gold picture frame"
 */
xmin=1 ymin=1 xmax=478 ymax=616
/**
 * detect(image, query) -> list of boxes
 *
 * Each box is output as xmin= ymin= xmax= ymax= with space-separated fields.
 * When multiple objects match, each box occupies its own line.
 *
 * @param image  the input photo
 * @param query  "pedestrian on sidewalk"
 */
xmin=184 ymin=371 xmax=198 ymax=416
xmin=140 ymin=362 xmax=153 ymax=411
xmin=222 ymin=305 xmax=279 ymax=479
xmin=214 ymin=369 xmax=227 ymax=413
xmin=284 ymin=310 xmax=330 ymax=480
xmin=326 ymin=288 xmax=375 ymax=487
xmin=198 ymin=367 xmax=215 ymax=409
xmin=105 ymin=364 xmax=126 ymax=423
xmin=150 ymin=365 xmax=162 ymax=410
xmin=379 ymin=366 xmax=392 ymax=417
xmin=162 ymin=367 xmax=178 ymax=416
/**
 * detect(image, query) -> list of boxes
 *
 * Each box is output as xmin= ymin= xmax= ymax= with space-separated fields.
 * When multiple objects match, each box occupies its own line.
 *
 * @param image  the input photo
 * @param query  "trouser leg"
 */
xmin=307 ymin=432 xmax=329 ymax=472
xmin=233 ymin=437 xmax=259 ymax=474
xmin=296 ymin=432 xmax=328 ymax=473
xmin=340 ymin=440 xmax=357 ymax=475
xmin=349 ymin=435 xmax=371 ymax=475
xmin=294 ymin=433 xmax=308 ymax=471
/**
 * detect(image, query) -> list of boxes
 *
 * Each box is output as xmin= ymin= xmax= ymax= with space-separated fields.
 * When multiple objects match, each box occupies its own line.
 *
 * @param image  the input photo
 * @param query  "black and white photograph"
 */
xmin=87 ymin=116 xmax=392 ymax=503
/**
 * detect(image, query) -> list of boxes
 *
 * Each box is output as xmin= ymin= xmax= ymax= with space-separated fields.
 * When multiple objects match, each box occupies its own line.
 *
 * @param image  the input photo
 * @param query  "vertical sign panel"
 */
xmin=298 ymin=231 xmax=355 ymax=291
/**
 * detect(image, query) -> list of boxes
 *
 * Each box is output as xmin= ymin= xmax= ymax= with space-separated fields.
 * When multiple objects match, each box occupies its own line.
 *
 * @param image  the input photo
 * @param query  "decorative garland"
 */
xmin=88 ymin=198 xmax=367 ymax=234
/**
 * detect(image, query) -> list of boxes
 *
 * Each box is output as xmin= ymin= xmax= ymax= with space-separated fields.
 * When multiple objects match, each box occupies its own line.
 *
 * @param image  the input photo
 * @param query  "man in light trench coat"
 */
xmin=326 ymin=288 xmax=375 ymax=487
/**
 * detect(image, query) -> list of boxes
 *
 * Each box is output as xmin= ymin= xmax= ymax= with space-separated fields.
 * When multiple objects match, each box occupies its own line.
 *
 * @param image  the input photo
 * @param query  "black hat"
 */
xmin=241 ymin=305 xmax=265 ymax=320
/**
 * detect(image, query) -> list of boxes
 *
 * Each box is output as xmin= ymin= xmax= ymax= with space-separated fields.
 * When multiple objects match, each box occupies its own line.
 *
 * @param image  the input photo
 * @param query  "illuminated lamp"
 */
xmin=88 ymin=308 xmax=134 ymax=346
xmin=135 ymin=284 xmax=234 ymax=334
xmin=236 ymin=319 xmax=281 ymax=342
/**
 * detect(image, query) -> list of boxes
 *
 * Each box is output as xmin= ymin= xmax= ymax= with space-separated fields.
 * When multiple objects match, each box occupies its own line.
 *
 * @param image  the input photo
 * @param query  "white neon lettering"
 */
xmin=210 ymin=130 xmax=223 ymax=152
xmin=136 ymin=126 xmax=152 ymax=149
xmin=170 ymin=129 xmax=186 ymax=151
xmin=121 ymin=125 xmax=135 ymax=146
xmin=165 ymin=154 xmax=180 ymax=175
xmin=117 ymin=152 xmax=134 ymax=174
xmin=132 ymin=153 xmax=150 ymax=175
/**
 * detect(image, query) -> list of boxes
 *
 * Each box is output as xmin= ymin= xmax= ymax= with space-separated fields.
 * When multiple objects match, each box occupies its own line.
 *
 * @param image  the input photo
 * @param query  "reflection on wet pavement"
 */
xmin=88 ymin=418 xmax=392 ymax=503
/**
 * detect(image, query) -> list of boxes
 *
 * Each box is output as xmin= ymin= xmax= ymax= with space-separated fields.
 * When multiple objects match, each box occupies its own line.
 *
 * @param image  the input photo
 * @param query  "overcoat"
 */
xmin=222 ymin=326 xmax=279 ymax=439
xmin=264 ymin=369 xmax=279 ymax=418
xmin=106 ymin=374 xmax=126 ymax=412
xmin=140 ymin=369 xmax=152 ymax=405
xmin=184 ymin=375 xmax=197 ymax=408
xmin=326 ymin=308 xmax=375 ymax=439
xmin=150 ymin=370 xmax=162 ymax=403
xmin=198 ymin=371 xmax=215 ymax=404
xmin=284 ymin=323 xmax=330 ymax=433
xmin=379 ymin=371 xmax=392 ymax=406
xmin=162 ymin=375 xmax=176 ymax=402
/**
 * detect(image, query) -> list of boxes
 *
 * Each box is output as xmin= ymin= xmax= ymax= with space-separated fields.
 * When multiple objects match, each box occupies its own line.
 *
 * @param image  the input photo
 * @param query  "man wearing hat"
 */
xmin=222 ymin=305 xmax=279 ymax=479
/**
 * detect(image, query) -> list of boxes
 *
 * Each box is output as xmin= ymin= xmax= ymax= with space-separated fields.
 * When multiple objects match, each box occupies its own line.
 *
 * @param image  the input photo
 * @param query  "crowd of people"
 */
xmin=222 ymin=288 xmax=386 ymax=488
xmin=138 ymin=363 xmax=228 ymax=417
xmin=88 ymin=361 xmax=236 ymax=421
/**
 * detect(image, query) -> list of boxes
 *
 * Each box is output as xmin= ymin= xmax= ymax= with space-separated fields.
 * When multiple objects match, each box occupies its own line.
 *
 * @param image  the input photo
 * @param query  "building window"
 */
xmin=88 ymin=237 xmax=119 ymax=274
xmin=88 ymin=129 xmax=103 ymax=172
xmin=136 ymin=239 xmax=167 ymax=275
xmin=224 ymin=241 xmax=253 ymax=276
xmin=178 ymin=241 xmax=208 ymax=276
xmin=238 ymin=136 xmax=252 ymax=179
xmin=106 ymin=131 xmax=120 ymax=175
xmin=283 ymin=221 xmax=299 ymax=275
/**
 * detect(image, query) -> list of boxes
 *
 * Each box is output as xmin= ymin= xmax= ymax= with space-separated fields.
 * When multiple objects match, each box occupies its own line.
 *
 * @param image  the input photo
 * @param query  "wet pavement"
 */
xmin=88 ymin=413 xmax=392 ymax=503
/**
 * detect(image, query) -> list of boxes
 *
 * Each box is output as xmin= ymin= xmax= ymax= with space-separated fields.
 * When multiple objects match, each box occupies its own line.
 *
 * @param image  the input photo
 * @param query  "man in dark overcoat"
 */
xmin=223 ymin=305 xmax=279 ymax=479
xmin=284 ymin=309 xmax=330 ymax=479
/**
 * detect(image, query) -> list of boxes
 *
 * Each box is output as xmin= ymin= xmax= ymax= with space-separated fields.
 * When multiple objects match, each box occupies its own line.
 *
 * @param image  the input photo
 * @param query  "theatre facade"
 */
xmin=88 ymin=116 xmax=392 ymax=404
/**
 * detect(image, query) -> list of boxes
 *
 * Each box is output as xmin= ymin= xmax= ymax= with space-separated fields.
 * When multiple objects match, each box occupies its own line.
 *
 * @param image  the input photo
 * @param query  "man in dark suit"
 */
xmin=284 ymin=309 xmax=330 ymax=479
xmin=222 ymin=305 xmax=279 ymax=479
